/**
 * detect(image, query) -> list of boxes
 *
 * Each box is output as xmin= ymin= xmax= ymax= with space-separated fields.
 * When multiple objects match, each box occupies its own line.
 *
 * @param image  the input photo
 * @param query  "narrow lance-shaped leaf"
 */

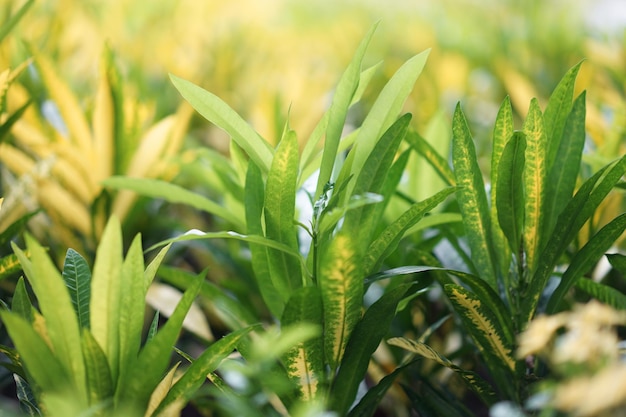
xmin=523 ymin=155 xmax=626 ymax=322
xmin=0 ymin=0 xmax=35 ymax=43
xmin=575 ymin=279 xmax=626 ymax=311
xmin=496 ymin=132 xmax=526 ymax=255
xmin=11 ymin=277 xmax=34 ymax=323
xmin=81 ymin=329 xmax=114 ymax=405
xmin=170 ymin=74 xmax=274 ymax=173
xmin=117 ymin=234 xmax=146 ymax=385
xmin=281 ymin=286 xmax=325 ymax=402
xmin=404 ymin=130 xmax=455 ymax=187
xmin=443 ymin=285 xmax=517 ymax=387
xmin=330 ymin=285 xmax=409 ymax=415
xmin=314 ymin=23 xmax=378 ymax=199
xmin=264 ymin=128 xmax=303 ymax=302
xmin=154 ymin=326 xmax=257 ymax=414
xmin=12 ymin=235 xmax=86 ymax=398
xmin=319 ymin=232 xmax=363 ymax=374
xmin=103 ymin=177 xmax=243 ymax=229
xmin=0 ymin=311 xmax=74 ymax=396
xmin=245 ymin=161 xmax=284 ymax=317
xmin=62 ymin=248 xmax=91 ymax=329
xmin=364 ymin=186 xmax=457 ymax=274
xmin=117 ymin=272 xmax=203 ymax=409
xmin=346 ymin=49 xmax=430 ymax=198
xmin=544 ymin=91 xmax=586 ymax=236
xmin=522 ymin=99 xmax=548 ymax=276
xmin=90 ymin=216 xmax=123 ymax=384
xmin=452 ymin=104 xmax=497 ymax=289
xmin=342 ymin=114 xmax=411 ymax=247
xmin=490 ymin=97 xmax=515 ymax=279
xmin=546 ymin=213 xmax=626 ymax=314
xmin=387 ymin=337 xmax=497 ymax=406
xmin=543 ymin=61 xmax=583 ymax=170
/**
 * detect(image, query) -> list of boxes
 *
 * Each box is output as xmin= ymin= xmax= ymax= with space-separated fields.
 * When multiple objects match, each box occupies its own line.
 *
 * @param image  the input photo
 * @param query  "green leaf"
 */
xmin=364 ymin=187 xmax=457 ymax=274
xmin=347 ymin=367 xmax=404 ymax=417
xmin=547 ymin=213 xmax=626 ymax=314
xmin=102 ymin=177 xmax=243 ymax=229
xmin=146 ymin=230 xmax=305 ymax=271
xmin=0 ymin=311 xmax=75 ymax=396
xmin=62 ymin=248 xmax=92 ymax=330
xmin=319 ymin=232 xmax=363 ymax=373
xmin=154 ymin=326 xmax=256 ymax=414
xmin=330 ymin=285 xmax=409 ymax=415
xmin=443 ymin=284 xmax=517 ymax=397
xmin=90 ymin=216 xmax=123 ymax=384
xmin=11 ymin=277 xmax=33 ymax=323
xmin=452 ymin=104 xmax=497 ymax=289
xmin=12 ymin=235 xmax=86 ymax=398
xmin=543 ymin=61 xmax=583 ymax=170
xmin=575 ymin=279 xmax=626 ymax=310
xmin=522 ymin=98 xmax=548 ymax=275
xmin=146 ymin=311 xmax=159 ymax=343
xmin=281 ymin=286 xmax=324 ymax=401
xmin=264 ymin=129 xmax=303 ymax=303
xmin=144 ymin=243 xmax=172 ymax=290
xmin=489 ymin=97 xmax=515 ymax=276
xmin=607 ymin=253 xmax=626 ymax=275
xmin=544 ymin=91 xmax=586 ymax=235
xmin=117 ymin=272 xmax=203 ymax=409
xmin=388 ymin=337 xmax=497 ymax=406
xmin=81 ymin=329 xmax=114 ymax=405
xmin=343 ymin=114 xmax=412 ymax=246
xmin=117 ymin=234 xmax=146 ymax=386
xmin=405 ymin=130 xmax=455 ymax=187
xmin=0 ymin=101 xmax=31 ymax=144
xmin=170 ymin=74 xmax=274 ymax=173
xmin=347 ymin=49 xmax=430 ymax=196
xmin=523 ymin=155 xmax=626 ymax=322
xmin=496 ymin=132 xmax=526 ymax=255
xmin=314 ymin=23 xmax=378 ymax=199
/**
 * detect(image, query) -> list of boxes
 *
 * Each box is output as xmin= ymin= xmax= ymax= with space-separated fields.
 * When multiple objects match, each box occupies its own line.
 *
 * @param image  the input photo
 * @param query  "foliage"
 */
xmin=0 ymin=216 xmax=252 ymax=416
xmin=388 ymin=62 xmax=626 ymax=414
xmin=103 ymin=26 xmax=460 ymax=415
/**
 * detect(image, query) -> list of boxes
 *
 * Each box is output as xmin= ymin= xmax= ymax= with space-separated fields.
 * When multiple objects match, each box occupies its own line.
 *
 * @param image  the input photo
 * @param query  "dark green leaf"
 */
xmin=575 ymin=279 xmax=626 ymax=310
xmin=330 ymin=285 xmax=409 ymax=415
xmin=544 ymin=91 xmax=586 ymax=235
xmin=496 ymin=132 xmax=526 ymax=255
xmin=11 ymin=277 xmax=33 ymax=323
xmin=62 ymin=249 xmax=91 ymax=329
xmin=547 ymin=213 xmax=626 ymax=314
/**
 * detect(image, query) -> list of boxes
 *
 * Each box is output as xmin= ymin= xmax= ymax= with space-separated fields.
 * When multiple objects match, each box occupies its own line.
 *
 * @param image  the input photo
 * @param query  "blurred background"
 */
xmin=4 ymin=0 xmax=625 ymax=140
xmin=1 ymin=0 xmax=624 ymax=273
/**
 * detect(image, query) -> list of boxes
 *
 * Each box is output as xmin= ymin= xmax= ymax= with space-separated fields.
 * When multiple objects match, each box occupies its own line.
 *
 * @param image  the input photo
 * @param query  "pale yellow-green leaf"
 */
xmin=447 ymin=286 xmax=515 ymax=372
xmin=38 ymin=180 xmax=91 ymax=235
xmin=90 ymin=216 xmax=123 ymax=382
xmin=287 ymin=346 xmax=320 ymax=401
xmin=93 ymin=55 xmax=115 ymax=183
xmin=145 ymin=362 xmax=181 ymax=417
xmin=146 ymin=282 xmax=213 ymax=341
xmin=31 ymin=51 xmax=94 ymax=160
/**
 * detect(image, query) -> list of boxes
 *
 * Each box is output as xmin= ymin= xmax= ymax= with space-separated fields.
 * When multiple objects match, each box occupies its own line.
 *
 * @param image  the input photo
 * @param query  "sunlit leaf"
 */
xmin=170 ymin=74 xmax=274 ymax=173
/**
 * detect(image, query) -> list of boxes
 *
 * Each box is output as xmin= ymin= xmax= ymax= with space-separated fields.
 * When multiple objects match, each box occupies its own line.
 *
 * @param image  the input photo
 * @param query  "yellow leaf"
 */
xmin=31 ymin=51 xmax=94 ymax=163
xmin=145 ymin=362 xmax=181 ymax=417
